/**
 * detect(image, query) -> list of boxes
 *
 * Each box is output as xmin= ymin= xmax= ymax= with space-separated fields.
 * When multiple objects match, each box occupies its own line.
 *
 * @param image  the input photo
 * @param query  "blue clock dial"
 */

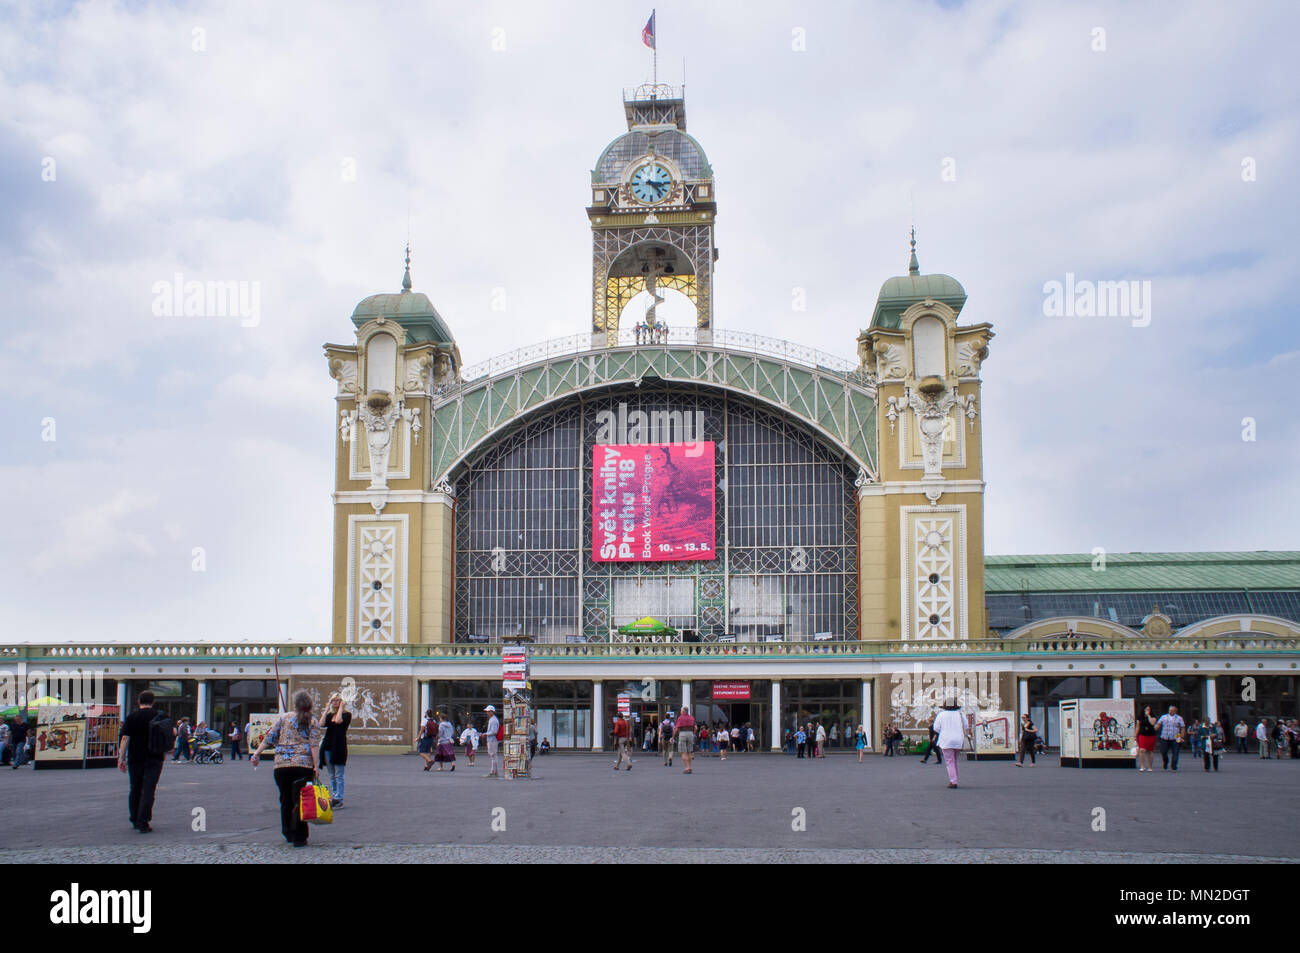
xmin=630 ymin=163 xmax=673 ymax=204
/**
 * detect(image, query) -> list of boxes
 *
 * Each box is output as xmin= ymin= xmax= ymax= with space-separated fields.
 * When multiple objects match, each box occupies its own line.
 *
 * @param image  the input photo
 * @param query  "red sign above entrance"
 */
xmin=712 ymin=681 xmax=750 ymax=700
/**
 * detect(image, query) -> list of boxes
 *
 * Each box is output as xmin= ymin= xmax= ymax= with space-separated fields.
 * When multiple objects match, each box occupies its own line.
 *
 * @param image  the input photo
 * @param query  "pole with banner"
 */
xmin=501 ymin=637 xmax=533 ymax=780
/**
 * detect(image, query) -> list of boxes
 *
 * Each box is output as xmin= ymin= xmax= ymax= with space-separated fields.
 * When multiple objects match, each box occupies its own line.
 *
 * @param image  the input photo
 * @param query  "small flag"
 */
xmin=642 ymin=11 xmax=656 ymax=50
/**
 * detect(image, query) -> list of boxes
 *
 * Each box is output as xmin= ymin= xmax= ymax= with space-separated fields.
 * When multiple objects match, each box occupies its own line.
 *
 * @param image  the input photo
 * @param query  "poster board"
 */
xmin=1078 ymin=698 xmax=1136 ymax=768
xmin=247 ymin=713 xmax=279 ymax=754
xmin=972 ymin=710 xmax=1016 ymax=759
xmin=35 ymin=705 xmax=87 ymax=766
xmin=1059 ymin=698 xmax=1136 ymax=768
xmin=1058 ymin=700 xmax=1080 ymax=766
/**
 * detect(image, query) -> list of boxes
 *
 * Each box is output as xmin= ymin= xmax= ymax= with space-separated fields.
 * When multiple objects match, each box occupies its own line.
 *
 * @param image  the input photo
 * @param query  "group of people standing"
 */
xmin=0 ymin=715 xmax=31 ymax=768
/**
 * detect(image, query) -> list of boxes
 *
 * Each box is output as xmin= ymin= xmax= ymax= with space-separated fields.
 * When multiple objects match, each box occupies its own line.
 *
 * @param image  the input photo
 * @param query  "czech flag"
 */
xmin=642 ymin=11 xmax=656 ymax=50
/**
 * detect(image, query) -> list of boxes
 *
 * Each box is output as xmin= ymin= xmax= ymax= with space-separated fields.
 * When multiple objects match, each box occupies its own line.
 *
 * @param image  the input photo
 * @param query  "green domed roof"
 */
xmin=869 ymin=231 xmax=967 ymax=328
xmin=350 ymin=250 xmax=455 ymax=345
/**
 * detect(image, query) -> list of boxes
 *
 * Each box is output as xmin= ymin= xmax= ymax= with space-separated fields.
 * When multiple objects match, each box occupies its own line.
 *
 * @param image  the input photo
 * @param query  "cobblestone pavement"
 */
xmin=2 ymin=750 xmax=1295 ymax=862
xmin=0 ymin=845 xmax=1290 ymax=864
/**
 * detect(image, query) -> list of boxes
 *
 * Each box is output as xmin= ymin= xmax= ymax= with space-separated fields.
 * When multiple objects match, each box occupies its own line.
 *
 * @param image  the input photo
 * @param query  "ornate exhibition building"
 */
xmin=15 ymin=86 xmax=1300 ymax=752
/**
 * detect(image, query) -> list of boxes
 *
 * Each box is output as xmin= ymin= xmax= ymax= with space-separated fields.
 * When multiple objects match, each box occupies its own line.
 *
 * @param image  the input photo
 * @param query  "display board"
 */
xmin=972 ymin=710 xmax=1016 ymax=758
xmin=1059 ymin=698 xmax=1136 ymax=768
xmin=592 ymin=443 xmax=716 ymax=562
xmin=247 ymin=713 xmax=279 ymax=753
xmin=1058 ymin=700 xmax=1080 ymax=766
xmin=502 ymin=691 xmax=532 ymax=780
xmin=35 ymin=706 xmax=87 ymax=764
xmin=34 ymin=704 xmax=119 ymax=769
xmin=1079 ymin=698 xmax=1136 ymax=767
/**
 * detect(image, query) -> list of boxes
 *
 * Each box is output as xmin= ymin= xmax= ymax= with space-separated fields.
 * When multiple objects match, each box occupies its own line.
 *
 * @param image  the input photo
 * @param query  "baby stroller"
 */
xmin=192 ymin=730 xmax=224 ymax=764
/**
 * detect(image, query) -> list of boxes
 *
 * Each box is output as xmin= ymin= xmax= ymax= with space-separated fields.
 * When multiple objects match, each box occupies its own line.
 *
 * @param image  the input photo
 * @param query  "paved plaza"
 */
xmin=1 ymin=750 xmax=1296 ymax=863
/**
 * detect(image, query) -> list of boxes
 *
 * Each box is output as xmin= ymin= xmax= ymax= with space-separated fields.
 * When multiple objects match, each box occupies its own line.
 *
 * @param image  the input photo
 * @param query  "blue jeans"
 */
xmin=322 ymin=753 xmax=345 ymax=801
xmin=1160 ymin=737 xmax=1180 ymax=769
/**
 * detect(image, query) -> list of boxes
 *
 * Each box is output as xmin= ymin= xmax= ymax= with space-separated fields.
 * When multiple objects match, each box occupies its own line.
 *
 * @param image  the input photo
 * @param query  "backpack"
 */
xmin=147 ymin=711 xmax=174 ymax=758
xmin=496 ymin=720 xmax=504 ymax=742
xmin=424 ymin=719 xmax=436 ymax=738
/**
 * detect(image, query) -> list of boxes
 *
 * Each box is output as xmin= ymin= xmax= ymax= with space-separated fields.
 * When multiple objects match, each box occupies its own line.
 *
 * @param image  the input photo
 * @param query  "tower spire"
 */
xmin=908 ymin=227 xmax=919 ymax=276
xmin=401 ymin=243 xmax=412 ymax=292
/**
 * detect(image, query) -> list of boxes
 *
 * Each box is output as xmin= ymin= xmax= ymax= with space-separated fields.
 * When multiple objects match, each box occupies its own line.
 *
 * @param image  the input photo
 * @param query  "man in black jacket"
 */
xmin=919 ymin=717 xmax=943 ymax=765
xmin=118 ymin=691 xmax=166 ymax=832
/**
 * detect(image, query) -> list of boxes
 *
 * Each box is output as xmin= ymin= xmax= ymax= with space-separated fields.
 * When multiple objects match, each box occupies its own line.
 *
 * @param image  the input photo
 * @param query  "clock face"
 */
xmin=630 ymin=163 xmax=673 ymax=204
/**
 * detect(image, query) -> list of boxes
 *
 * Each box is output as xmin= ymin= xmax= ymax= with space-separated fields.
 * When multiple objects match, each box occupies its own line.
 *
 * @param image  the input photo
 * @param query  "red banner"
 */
xmin=592 ymin=443 xmax=716 ymax=562
xmin=712 ymin=681 xmax=750 ymax=700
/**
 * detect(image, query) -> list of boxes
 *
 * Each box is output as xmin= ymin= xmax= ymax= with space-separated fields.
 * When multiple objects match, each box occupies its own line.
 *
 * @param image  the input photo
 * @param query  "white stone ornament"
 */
xmin=907 ymin=385 xmax=960 ymax=481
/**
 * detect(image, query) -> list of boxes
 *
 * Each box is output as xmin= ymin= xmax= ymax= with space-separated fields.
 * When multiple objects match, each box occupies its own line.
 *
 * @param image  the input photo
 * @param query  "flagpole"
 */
xmin=652 ymin=9 xmax=657 ymax=87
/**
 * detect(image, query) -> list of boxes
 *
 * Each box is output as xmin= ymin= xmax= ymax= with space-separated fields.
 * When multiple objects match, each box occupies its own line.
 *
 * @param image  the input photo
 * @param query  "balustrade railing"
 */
xmin=455 ymin=328 xmax=859 ymax=384
xmin=11 ymin=636 xmax=1300 ymax=663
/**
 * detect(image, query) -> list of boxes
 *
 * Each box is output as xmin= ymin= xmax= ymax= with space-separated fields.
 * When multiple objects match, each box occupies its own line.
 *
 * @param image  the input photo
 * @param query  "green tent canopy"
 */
xmin=617 ymin=616 xmax=678 ymax=637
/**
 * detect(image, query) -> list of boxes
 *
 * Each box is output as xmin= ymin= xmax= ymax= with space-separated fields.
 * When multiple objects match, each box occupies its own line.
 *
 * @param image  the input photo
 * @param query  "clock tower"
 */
xmin=589 ymin=84 xmax=717 ymax=345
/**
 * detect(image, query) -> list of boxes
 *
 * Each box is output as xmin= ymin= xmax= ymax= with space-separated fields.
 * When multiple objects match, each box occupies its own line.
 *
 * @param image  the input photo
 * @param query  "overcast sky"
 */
xmin=1 ymin=0 xmax=1297 ymax=642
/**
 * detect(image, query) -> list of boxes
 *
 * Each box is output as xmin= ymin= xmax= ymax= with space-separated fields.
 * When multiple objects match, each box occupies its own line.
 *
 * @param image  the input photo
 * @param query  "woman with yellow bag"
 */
xmin=251 ymin=691 xmax=322 ymax=848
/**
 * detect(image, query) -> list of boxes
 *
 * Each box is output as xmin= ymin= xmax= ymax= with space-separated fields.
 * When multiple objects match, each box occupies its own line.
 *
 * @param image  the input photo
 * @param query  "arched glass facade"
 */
xmin=453 ymin=386 xmax=859 ymax=643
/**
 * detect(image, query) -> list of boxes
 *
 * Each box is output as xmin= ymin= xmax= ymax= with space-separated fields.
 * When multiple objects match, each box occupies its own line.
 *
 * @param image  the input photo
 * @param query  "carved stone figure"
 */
xmin=907 ymin=385 xmax=959 ymax=480
xmin=956 ymin=331 xmax=991 ymax=376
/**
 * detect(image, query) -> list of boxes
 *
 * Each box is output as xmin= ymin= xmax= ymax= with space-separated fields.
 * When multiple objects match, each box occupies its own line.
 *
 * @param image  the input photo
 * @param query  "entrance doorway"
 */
xmin=691 ymin=681 xmax=770 ymax=750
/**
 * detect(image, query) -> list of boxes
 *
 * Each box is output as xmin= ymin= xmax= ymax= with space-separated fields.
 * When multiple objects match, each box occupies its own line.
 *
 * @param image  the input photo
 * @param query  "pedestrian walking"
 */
xmin=855 ymin=725 xmax=869 ymax=763
xmin=1156 ymin=705 xmax=1185 ymax=771
xmin=228 ymin=720 xmax=243 ymax=761
xmin=933 ymin=702 xmax=966 ymax=789
xmin=117 ymin=690 xmax=166 ymax=833
xmin=434 ymin=712 xmax=456 ymax=771
xmin=527 ymin=719 xmax=538 ymax=760
xmin=318 ymin=693 xmax=351 ymax=805
xmin=250 ymin=691 xmax=321 ymax=848
xmin=172 ymin=717 xmax=192 ymax=762
xmin=484 ymin=705 xmax=501 ymax=778
xmin=795 ymin=726 xmax=807 ymax=758
xmin=1136 ymin=704 xmax=1158 ymax=772
xmin=673 ymin=705 xmax=697 ymax=774
xmin=717 ymin=726 xmax=729 ymax=761
xmin=882 ymin=722 xmax=895 ymax=757
xmin=612 ymin=713 xmax=633 ymax=771
xmin=418 ymin=709 xmax=437 ymax=770
xmin=815 ymin=722 xmax=827 ymax=758
xmin=8 ymin=715 xmax=29 ymax=769
xmin=659 ymin=712 xmax=675 ymax=766
xmin=919 ymin=719 xmax=942 ymax=766
xmin=1016 ymin=714 xmax=1038 ymax=766
xmin=460 ymin=722 xmax=479 ymax=766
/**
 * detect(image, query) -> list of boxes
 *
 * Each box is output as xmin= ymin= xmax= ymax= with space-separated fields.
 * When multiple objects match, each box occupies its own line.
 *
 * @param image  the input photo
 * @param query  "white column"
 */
xmin=196 ymin=681 xmax=209 ymax=725
xmin=278 ymin=681 xmax=289 ymax=713
xmin=770 ymin=680 xmax=782 ymax=751
xmin=1018 ymin=677 xmax=1030 ymax=718
xmin=1111 ymin=677 xmax=1122 ymax=699
xmin=862 ymin=679 xmax=874 ymax=750
xmin=592 ymin=681 xmax=604 ymax=751
xmin=15 ymin=662 xmax=27 ymax=705
xmin=116 ymin=681 xmax=127 ymax=712
xmin=1205 ymin=676 xmax=1218 ymax=724
xmin=682 ymin=680 xmax=692 ymax=713
xmin=419 ymin=681 xmax=431 ymax=720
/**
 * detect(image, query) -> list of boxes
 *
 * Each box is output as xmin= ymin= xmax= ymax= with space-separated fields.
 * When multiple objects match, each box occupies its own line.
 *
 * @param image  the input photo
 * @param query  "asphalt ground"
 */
xmin=2 ymin=749 xmax=1296 ymax=862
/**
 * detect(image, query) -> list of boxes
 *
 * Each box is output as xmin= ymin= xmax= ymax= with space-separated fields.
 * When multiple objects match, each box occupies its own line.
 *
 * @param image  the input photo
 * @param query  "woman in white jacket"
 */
xmin=932 ymin=703 xmax=968 ymax=788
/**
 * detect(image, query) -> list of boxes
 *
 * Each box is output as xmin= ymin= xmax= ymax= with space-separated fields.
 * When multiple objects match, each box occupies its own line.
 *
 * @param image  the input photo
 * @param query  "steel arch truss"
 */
xmin=593 ymin=225 xmax=713 ymax=343
xmin=430 ymin=343 xmax=878 ymax=484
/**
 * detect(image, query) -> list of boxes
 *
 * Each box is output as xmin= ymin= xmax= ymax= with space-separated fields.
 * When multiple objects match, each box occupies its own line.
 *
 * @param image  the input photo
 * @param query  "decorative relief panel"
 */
xmin=347 ymin=516 xmax=408 ymax=644
xmin=900 ymin=505 xmax=967 ymax=642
